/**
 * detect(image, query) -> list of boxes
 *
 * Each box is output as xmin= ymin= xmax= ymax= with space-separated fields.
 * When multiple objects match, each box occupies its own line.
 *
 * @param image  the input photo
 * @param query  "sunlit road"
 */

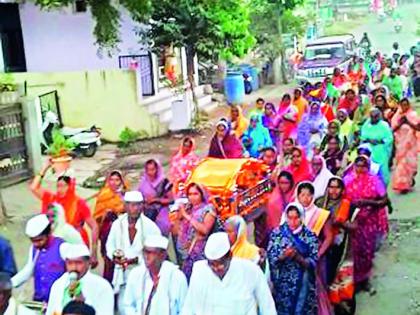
xmin=351 ymin=3 xmax=419 ymax=54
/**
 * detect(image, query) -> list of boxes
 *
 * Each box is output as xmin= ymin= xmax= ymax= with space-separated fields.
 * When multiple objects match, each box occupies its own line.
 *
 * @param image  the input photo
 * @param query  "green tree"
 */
xmin=251 ymin=0 xmax=307 ymax=83
xmin=145 ymin=0 xmax=255 ymax=123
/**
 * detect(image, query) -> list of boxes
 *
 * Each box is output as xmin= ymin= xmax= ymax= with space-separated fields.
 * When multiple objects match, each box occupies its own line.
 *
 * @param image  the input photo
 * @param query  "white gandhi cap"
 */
xmin=124 ymin=191 xmax=144 ymax=202
xmin=204 ymin=232 xmax=231 ymax=260
xmin=25 ymin=214 xmax=50 ymax=238
xmin=144 ymin=234 xmax=169 ymax=250
xmin=60 ymin=243 xmax=91 ymax=260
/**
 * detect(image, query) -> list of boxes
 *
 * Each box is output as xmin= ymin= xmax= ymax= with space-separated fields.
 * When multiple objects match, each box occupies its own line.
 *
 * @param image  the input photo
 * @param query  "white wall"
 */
xmin=19 ymin=2 xmax=142 ymax=72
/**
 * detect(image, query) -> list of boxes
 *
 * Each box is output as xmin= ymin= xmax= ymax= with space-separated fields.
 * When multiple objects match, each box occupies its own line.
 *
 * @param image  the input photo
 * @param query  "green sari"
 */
xmin=360 ymin=119 xmax=394 ymax=185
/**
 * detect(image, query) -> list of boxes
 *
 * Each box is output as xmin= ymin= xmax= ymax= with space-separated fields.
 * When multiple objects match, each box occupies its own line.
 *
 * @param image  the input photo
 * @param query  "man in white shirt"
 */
xmin=46 ymin=243 xmax=114 ymax=315
xmin=106 ymin=191 xmax=161 ymax=315
xmin=124 ymin=234 xmax=188 ymax=315
xmin=181 ymin=232 xmax=276 ymax=315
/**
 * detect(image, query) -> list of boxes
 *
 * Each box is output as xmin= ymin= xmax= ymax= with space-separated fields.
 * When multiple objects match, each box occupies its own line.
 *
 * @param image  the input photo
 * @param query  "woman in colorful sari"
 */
xmin=208 ymin=119 xmax=244 ymax=158
xmin=353 ymin=94 xmax=372 ymax=128
xmin=175 ymin=182 xmax=216 ymax=280
xmin=242 ymin=114 xmax=273 ymax=158
xmin=138 ymin=159 xmax=174 ymax=236
xmin=373 ymin=93 xmax=394 ymax=123
xmin=268 ymin=203 xmax=318 ymax=315
xmin=332 ymin=68 xmax=348 ymax=89
xmin=338 ymin=89 xmax=359 ymax=117
xmin=315 ymin=177 xmax=356 ymax=315
xmin=93 ymin=170 xmax=128 ymax=282
xmin=295 ymin=182 xmax=334 ymax=315
xmin=293 ymin=88 xmax=309 ymax=122
xmin=278 ymin=93 xmax=292 ymax=117
xmin=278 ymin=138 xmax=295 ymax=169
xmin=391 ymin=98 xmax=420 ymax=193
xmin=266 ymin=170 xmax=295 ymax=234
xmin=224 ymin=215 xmax=262 ymax=265
xmin=169 ymin=136 xmax=200 ymax=196
xmin=260 ymin=146 xmax=279 ymax=173
xmin=297 ymin=102 xmax=328 ymax=157
xmin=229 ymin=105 xmax=249 ymax=139
xmin=320 ymin=120 xmax=349 ymax=153
xmin=311 ymin=155 xmax=334 ymax=199
xmin=320 ymin=97 xmax=335 ymax=122
xmin=278 ymin=94 xmax=299 ymax=141
xmin=262 ymin=102 xmax=281 ymax=145
xmin=337 ymin=109 xmax=355 ymax=143
xmin=360 ymin=108 xmax=394 ymax=185
xmin=344 ymin=155 xmax=389 ymax=294
xmin=284 ymin=146 xmax=312 ymax=185
xmin=30 ymin=162 xmax=98 ymax=265
xmin=323 ymin=135 xmax=345 ymax=175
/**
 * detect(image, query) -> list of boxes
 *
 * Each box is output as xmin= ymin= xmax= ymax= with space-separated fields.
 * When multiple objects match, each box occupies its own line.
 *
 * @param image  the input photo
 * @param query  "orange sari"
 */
xmin=41 ymin=179 xmax=91 ymax=245
xmin=93 ymin=185 xmax=127 ymax=221
xmin=391 ymin=108 xmax=419 ymax=192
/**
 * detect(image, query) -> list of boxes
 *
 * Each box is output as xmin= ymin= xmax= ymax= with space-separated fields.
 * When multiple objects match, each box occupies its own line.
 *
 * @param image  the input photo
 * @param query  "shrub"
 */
xmin=118 ymin=127 xmax=148 ymax=148
xmin=0 ymin=74 xmax=17 ymax=92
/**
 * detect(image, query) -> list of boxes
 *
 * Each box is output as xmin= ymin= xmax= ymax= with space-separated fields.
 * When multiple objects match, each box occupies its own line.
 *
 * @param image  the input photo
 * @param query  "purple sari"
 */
xmin=138 ymin=160 xmax=172 ymax=236
xmin=208 ymin=131 xmax=244 ymax=159
xmin=176 ymin=202 xmax=216 ymax=280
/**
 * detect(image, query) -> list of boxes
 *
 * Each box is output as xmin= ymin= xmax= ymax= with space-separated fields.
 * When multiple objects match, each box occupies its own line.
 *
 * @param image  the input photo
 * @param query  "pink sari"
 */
xmin=344 ymin=170 xmax=388 ymax=284
xmin=266 ymin=186 xmax=293 ymax=231
xmin=391 ymin=108 xmax=419 ymax=192
xmin=169 ymin=138 xmax=200 ymax=195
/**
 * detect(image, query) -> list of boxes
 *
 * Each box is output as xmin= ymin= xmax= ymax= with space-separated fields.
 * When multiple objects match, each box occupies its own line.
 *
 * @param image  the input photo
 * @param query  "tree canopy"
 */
xmin=251 ymin=0 xmax=307 ymax=62
xmin=146 ymin=0 xmax=255 ymax=63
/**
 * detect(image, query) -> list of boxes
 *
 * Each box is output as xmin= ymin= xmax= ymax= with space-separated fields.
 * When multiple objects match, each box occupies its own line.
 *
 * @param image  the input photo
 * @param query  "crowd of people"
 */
xmin=0 ymin=41 xmax=419 ymax=315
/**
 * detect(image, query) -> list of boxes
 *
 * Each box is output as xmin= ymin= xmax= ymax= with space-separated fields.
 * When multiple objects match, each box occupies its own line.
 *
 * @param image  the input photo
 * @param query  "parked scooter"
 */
xmin=41 ymin=111 xmax=101 ymax=157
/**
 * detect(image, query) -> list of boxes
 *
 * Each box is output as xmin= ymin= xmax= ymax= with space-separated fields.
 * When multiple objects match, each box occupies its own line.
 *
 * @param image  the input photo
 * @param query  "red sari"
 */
xmin=338 ymin=96 xmax=360 ymax=116
xmin=284 ymin=147 xmax=312 ymax=185
xmin=41 ymin=179 xmax=91 ymax=246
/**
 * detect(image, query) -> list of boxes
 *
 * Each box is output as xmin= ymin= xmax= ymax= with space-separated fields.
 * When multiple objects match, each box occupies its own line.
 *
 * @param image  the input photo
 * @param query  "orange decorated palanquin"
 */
xmin=186 ymin=158 xmax=272 ymax=221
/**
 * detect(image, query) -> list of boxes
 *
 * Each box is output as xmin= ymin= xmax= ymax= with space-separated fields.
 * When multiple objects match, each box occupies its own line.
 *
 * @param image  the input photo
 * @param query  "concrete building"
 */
xmin=0 ymin=2 xmax=213 ymax=141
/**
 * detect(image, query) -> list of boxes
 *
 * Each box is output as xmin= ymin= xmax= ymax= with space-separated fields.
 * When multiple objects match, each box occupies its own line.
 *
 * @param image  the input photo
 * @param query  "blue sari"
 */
xmin=268 ymin=223 xmax=318 ymax=315
xmin=242 ymin=115 xmax=273 ymax=158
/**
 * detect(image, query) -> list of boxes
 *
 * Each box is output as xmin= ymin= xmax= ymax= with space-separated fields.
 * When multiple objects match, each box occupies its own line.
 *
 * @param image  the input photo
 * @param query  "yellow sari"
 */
xmin=230 ymin=105 xmax=249 ymax=139
xmin=226 ymin=215 xmax=260 ymax=262
xmin=93 ymin=171 xmax=129 ymax=221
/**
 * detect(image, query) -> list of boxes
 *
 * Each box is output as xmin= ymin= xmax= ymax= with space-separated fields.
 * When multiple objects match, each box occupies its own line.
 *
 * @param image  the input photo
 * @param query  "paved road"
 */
xmin=351 ymin=3 xmax=419 ymax=54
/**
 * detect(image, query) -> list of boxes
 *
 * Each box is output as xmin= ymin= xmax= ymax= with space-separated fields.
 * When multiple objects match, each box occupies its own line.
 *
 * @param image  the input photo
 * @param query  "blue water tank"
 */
xmin=240 ymin=64 xmax=259 ymax=91
xmin=251 ymin=67 xmax=259 ymax=91
xmin=224 ymin=71 xmax=245 ymax=104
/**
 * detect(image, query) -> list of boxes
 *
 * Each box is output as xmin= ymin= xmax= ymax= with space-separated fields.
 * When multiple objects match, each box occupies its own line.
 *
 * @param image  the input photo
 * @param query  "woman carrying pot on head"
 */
xmin=30 ymin=161 xmax=98 ymax=267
